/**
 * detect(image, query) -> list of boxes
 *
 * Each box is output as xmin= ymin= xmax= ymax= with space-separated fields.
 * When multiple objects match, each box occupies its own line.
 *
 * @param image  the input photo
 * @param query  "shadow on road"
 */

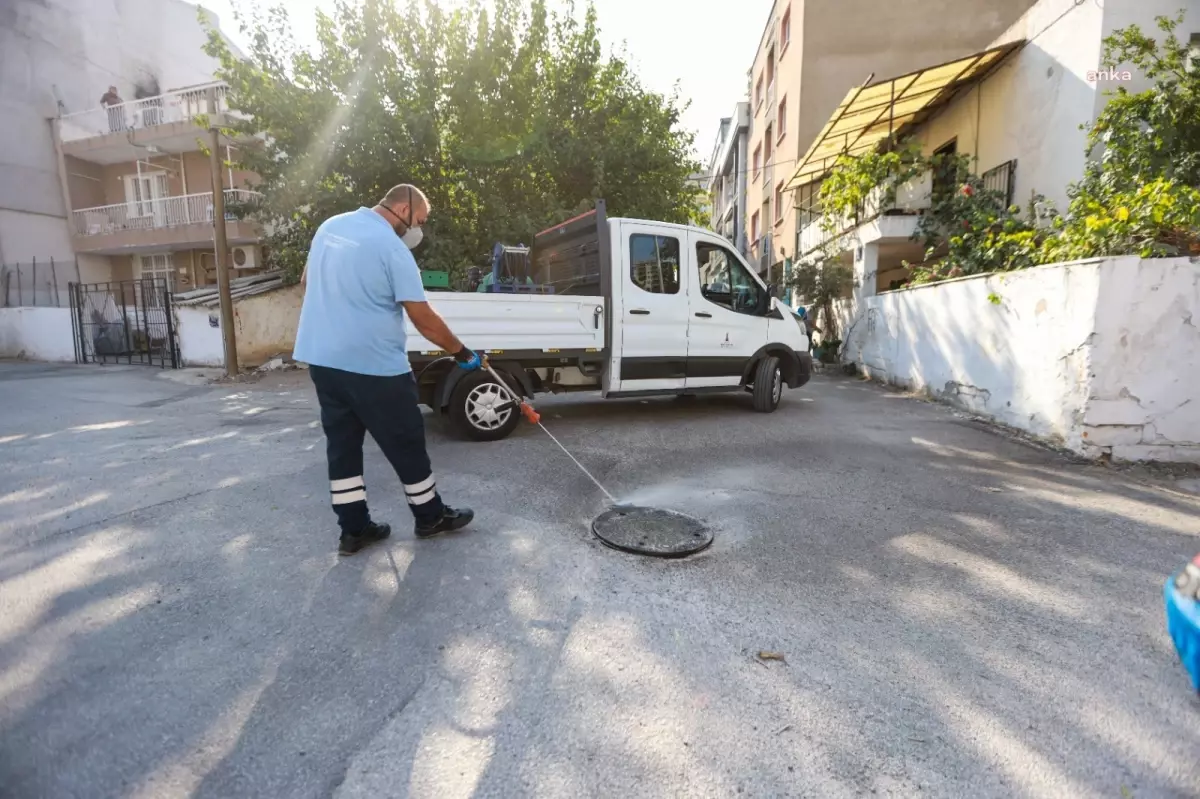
xmin=0 ymin=367 xmax=1198 ymax=797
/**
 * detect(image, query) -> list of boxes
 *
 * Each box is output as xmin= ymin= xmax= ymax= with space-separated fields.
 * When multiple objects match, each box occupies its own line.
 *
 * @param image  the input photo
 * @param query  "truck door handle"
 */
xmin=629 ymin=309 xmax=650 ymax=315
xmin=694 ymin=312 xmax=712 ymax=318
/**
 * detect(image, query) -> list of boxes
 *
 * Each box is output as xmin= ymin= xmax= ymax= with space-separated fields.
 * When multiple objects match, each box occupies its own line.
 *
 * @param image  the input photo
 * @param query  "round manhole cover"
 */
xmin=591 ymin=506 xmax=712 ymax=558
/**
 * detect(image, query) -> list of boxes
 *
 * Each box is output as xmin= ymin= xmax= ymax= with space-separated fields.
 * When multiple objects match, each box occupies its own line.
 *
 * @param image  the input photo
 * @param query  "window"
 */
xmin=697 ymin=242 xmax=765 ymax=315
xmin=781 ymin=7 xmax=791 ymax=52
xmin=750 ymin=211 xmax=760 ymax=244
xmin=932 ymin=138 xmax=961 ymax=200
xmin=981 ymin=159 xmax=1017 ymax=210
xmin=797 ymin=179 xmax=823 ymax=230
xmin=775 ymin=182 xmax=785 ymax=224
xmin=777 ymin=97 xmax=787 ymax=141
xmin=136 ymin=252 xmax=175 ymax=300
xmin=764 ymin=124 xmax=773 ymax=163
xmin=123 ymin=172 xmax=168 ymax=219
xmin=1189 ymin=33 xmax=1200 ymax=70
xmin=752 ymin=144 xmax=762 ymax=180
xmin=629 ymin=234 xmax=680 ymax=294
xmin=767 ymin=48 xmax=775 ymax=91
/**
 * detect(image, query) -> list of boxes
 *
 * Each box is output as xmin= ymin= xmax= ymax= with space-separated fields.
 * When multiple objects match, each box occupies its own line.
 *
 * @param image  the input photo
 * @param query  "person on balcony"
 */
xmin=100 ymin=86 xmax=125 ymax=132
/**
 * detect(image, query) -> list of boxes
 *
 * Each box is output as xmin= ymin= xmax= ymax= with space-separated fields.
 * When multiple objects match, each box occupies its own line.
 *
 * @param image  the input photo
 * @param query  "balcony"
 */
xmin=752 ymin=232 xmax=774 ymax=275
xmin=71 ymin=189 xmax=264 ymax=254
xmin=796 ymin=170 xmax=933 ymax=257
xmin=58 ymin=82 xmax=249 ymax=164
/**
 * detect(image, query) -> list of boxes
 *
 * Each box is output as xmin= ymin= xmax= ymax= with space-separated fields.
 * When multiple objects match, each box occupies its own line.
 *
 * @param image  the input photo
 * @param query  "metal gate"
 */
xmin=69 ymin=279 xmax=179 ymax=368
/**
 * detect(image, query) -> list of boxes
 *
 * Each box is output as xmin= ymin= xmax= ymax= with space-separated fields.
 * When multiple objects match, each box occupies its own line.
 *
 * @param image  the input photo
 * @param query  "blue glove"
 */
xmin=454 ymin=348 xmax=482 ymax=371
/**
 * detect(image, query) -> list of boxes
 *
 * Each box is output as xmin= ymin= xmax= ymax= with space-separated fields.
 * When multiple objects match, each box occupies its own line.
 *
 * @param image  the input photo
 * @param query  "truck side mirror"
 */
xmin=761 ymin=284 xmax=777 ymax=314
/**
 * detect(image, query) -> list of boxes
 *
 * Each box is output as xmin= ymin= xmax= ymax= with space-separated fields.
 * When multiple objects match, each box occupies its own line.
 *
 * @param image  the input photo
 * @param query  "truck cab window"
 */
xmin=698 ymin=242 xmax=763 ymax=314
xmin=630 ymin=234 xmax=680 ymax=294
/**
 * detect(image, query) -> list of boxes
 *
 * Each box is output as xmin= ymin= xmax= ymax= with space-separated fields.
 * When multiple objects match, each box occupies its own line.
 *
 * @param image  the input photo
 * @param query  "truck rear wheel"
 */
xmin=449 ymin=370 xmax=522 ymax=441
xmin=752 ymin=355 xmax=782 ymax=413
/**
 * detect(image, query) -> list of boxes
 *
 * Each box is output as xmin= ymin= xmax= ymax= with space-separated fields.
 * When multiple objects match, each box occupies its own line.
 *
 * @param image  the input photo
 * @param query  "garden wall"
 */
xmin=175 ymin=283 xmax=303 ymax=369
xmin=838 ymin=256 xmax=1200 ymax=463
xmin=0 ymin=307 xmax=76 ymax=362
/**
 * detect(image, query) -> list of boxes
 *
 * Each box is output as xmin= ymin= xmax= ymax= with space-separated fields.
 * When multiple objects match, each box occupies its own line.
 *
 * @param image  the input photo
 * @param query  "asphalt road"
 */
xmin=1 ymin=361 xmax=1198 ymax=798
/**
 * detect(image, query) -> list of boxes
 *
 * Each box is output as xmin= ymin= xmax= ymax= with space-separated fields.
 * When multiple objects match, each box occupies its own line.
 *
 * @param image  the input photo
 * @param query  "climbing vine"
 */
xmin=817 ymin=142 xmax=925 ymax=237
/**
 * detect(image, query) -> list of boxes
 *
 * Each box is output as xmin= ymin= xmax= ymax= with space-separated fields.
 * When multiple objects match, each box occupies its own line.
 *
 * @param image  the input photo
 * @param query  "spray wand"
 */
xmin=481 ymin=356 xmax=618 ymax=504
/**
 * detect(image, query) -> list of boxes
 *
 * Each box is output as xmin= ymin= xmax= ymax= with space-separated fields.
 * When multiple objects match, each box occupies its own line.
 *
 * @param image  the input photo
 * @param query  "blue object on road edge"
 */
xmin=1164 ymin=575 xmax=1200 ymax=693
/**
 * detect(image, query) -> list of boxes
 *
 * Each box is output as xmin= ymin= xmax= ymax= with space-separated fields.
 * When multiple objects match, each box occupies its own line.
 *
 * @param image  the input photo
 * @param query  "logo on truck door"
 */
xmin=720 ymin=332 xmax=733 ymax=349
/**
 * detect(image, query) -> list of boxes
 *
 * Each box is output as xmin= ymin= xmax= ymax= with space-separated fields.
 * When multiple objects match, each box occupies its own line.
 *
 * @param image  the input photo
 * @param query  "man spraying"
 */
xmin=294 ymin=184 xmax=478 ymax=555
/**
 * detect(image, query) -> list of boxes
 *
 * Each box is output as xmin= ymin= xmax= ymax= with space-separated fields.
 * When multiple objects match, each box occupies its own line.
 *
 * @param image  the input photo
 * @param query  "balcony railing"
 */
xmin=59 ymin=82 xmax=232 ymax=143
xmin=72 ymin=190 xmax=263 ymax=237
xmin=797 ymin=170 xmax=933 ymax=255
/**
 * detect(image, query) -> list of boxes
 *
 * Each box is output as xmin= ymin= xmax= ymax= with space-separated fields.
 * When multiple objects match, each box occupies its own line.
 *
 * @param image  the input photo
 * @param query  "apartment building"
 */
xmin=1 ymin=0 xmax=256 ymax=300
xmin=787 ymin=0 xmax=1200 ymax=298
xmin=744 ymin=0 xmax=1039 ymax=287
xmin=707 ymin=102 xmax=751 ymax=256
xmin=56 ymin=83 xmax=263 ymax=294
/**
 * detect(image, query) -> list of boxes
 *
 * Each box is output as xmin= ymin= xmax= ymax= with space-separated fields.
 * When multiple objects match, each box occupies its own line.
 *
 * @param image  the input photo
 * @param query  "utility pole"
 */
xmin=207 ymin=87 xmax=238 ymax=377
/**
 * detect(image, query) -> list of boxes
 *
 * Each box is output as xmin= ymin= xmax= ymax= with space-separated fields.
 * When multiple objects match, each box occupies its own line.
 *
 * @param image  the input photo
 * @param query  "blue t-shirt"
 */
xmin=293 ymin=207 xmax=427 ymax=376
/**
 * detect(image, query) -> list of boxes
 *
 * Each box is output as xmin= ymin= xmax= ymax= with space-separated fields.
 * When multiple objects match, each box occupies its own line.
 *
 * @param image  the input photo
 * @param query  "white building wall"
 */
xmin=911 ymin=0 xmax=1200 ymax=213
xmin=912 ymin=0 xmax=1106 ymax=213
xmin=0 ymin=0 xmax=237 ymax=265
xmin=840 ymin=257 xmax=1200 ymax=464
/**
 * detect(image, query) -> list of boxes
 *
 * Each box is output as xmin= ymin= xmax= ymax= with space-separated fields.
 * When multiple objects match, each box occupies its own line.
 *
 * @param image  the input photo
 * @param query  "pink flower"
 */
xmin=960 ymin=184 xmax=975 ymax=197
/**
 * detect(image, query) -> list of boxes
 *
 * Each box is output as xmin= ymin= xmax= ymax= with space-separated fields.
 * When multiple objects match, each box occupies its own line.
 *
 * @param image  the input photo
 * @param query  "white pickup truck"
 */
xmin=406 ymin=200 xmax=812 ymax=441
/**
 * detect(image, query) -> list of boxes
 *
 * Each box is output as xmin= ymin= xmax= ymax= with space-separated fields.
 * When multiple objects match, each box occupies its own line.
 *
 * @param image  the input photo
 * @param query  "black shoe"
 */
xmin=338 ymin=522 xmax=392 ymax=556
xmin=414 ymin=507 xmax=474 ymax=539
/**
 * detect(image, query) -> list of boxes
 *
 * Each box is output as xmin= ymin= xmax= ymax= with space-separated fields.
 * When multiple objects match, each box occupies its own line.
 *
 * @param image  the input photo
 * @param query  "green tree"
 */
xmin=787 ymin=253 xmax=854 ymax=348
xmin=1050 ymin=11 xmax=1200 ymax=260
xmin=1082 ymin=12 xmax=1200 ymax=192
xmin=204 ymin=0 xmax=702 ymax=283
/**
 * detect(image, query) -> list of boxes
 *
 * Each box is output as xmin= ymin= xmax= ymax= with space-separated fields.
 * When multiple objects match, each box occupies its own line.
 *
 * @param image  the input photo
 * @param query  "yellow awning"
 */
xmin=784 ymin=41 xmax=1024 ymax=191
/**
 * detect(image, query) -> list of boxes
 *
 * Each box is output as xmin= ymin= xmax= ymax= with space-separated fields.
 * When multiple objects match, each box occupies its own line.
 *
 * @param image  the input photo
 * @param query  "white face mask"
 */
xmin=401 ymin=225 xmax=423 ymax=250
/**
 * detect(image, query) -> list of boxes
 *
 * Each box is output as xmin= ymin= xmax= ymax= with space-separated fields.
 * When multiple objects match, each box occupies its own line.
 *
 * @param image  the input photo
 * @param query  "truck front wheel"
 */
xmin=449 ymin=370 xmax=522 ymax=441
xmin=751 ymin=355 xmax=783 ymax=413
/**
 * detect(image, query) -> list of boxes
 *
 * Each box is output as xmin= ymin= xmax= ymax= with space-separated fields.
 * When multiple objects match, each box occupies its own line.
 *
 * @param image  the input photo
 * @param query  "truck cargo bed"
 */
xmin=406 ymin=293 xmax=606 ymax=357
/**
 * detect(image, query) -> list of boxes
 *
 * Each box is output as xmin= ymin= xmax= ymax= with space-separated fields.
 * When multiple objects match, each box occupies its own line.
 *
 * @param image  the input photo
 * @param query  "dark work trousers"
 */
xmin=309 ymin=365 xmax=446 ymax=534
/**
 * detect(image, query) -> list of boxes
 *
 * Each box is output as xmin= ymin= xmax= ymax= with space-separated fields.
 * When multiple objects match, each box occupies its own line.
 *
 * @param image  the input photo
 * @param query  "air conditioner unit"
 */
xmin=230 ymin=245 xmax=260 ymax=269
